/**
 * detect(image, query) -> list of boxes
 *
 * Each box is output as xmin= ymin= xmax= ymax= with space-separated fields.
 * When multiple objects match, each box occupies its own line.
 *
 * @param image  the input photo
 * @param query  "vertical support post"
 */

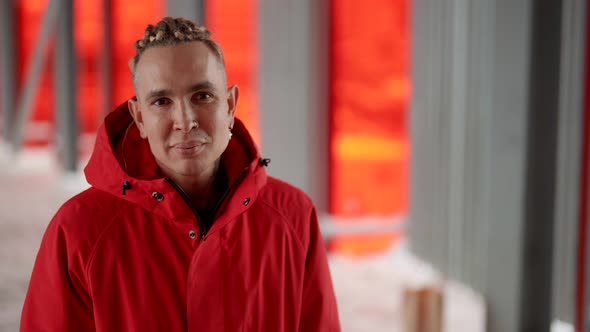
xmin=409 ymin=0 xmax=451 ymax=276
xmin=258 ymin=0 xmax=329 ymax=211
xmin=54 ymin=0 xmax=78 ymax=172
xmin=166 ymin=0 xmax=205 ymax=25
xmin=520 ymin=0 xmax=562 ymax=329
xmin=411 ymin=0 xmax=565 ymax=330
xmin=306 ymin=0 xmax=330 ymax=212
xmin=551 ymin=0 xmax=586 ymax=326
xmin=581 ymin=0 xmax=590 ymax=328
xmin=0 ymin=0 xmax=16 ymax=144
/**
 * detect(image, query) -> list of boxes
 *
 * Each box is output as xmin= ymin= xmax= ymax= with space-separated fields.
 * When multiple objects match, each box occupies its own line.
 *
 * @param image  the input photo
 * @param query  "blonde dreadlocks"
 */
xmin=129 ymin=17 xmax=225 ymax=86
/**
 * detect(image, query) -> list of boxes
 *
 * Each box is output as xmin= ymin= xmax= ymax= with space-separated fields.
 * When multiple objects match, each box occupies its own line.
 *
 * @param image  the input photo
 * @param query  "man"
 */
xmin=21 ymin=17 xmax=340 ymax=331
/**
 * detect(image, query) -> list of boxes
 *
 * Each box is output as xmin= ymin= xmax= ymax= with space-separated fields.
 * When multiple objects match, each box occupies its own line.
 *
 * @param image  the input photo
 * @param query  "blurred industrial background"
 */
xmin=0 ymin=0 xmax=588 ymax=331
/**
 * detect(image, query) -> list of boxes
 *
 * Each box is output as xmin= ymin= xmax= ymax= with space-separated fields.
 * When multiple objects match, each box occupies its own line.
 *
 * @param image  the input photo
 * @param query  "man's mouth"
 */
xmin=172 ymin=141 xmax=207 ymax=155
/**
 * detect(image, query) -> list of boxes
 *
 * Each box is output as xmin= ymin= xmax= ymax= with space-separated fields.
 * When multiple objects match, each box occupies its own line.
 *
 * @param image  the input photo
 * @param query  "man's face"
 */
xmin=128 ymin=42 xmax=238 ymax=179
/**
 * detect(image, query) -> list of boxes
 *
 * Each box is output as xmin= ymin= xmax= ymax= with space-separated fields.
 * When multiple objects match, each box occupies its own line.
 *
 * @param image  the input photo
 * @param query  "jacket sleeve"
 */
xmin=20 ymin=214 xmax=95 ymax=332
xmin=299 ymin=207 xmax=341 ymax=331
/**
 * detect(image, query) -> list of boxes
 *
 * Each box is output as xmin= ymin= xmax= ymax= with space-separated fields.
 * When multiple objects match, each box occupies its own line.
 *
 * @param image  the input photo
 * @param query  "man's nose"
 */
xmin=173 ymin=101 xmax=198 ymax=132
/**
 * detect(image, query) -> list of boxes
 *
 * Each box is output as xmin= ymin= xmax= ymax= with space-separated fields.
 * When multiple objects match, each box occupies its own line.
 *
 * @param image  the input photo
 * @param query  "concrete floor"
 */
xmin=0 ymin=148 xmax=485 ymax=332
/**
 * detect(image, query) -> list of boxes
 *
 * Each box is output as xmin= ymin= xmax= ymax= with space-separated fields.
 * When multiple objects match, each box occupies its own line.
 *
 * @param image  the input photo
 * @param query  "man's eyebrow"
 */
xmin=188 ymin=81 xmax=217 ymax=92
xmin=144 ymin=89 xmax=170 ymax=102
xmin=144 ymin=82 xmax=217 ymax=102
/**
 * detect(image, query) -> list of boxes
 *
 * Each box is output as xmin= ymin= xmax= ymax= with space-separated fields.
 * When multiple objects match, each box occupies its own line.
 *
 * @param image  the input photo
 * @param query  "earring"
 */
xmin=229 ymin=126 xmax=233 ymax=139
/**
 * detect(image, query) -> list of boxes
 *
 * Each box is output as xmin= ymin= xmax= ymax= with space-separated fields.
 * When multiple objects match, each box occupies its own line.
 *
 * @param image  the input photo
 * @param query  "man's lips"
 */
xmin=171 ymin=140 xmax=207 ymax=149
xmin=171 ymin=141 xmax=208 ymax=156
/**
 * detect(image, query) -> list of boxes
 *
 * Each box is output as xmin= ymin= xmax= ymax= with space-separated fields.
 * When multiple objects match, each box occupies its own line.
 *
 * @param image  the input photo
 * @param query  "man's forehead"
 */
xmin=139 ymin=44 xmax=214 ymax=71
xmin=135 ymin=43 xmax=226 ymax=92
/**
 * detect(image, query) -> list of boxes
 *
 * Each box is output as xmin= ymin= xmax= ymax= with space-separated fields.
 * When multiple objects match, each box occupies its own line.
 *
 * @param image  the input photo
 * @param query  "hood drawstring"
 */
xmin=122 ymin=181 xmax=131 ymax=195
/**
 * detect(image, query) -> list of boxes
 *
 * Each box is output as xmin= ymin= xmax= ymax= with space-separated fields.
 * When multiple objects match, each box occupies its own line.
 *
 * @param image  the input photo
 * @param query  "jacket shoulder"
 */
xmin=49 ymin=187 xmax=131 ymax=260
xmin=56 ymin=187 xmax=130 ymax=226
xmin=257 ymin=176 xmax=317 ymax=249
xmin=258 ymin=176 xmax=314 ymax=212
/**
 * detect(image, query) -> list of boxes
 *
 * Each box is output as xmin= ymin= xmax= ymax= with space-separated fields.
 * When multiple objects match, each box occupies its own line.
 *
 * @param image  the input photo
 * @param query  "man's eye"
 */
xmin=194 ymin=92 xmax=213 ymax=101
xmin=153 ymin=98 xmax=170 ymax=106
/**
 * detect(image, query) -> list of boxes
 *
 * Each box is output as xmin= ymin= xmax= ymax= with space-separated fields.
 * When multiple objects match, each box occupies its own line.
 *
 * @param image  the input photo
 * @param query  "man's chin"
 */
xmin=173 ymin=162 xmax=209 ymax=177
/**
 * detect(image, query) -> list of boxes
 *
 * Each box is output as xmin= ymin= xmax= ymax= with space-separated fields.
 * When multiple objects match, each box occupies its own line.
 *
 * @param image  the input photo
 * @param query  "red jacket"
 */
xmin=21 ymin=103 xmax=340 ymax=332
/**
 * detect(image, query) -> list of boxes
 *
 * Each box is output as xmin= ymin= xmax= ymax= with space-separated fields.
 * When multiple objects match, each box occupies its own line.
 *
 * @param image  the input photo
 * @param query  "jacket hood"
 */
xmin=84 ymin=101 xmax=268 ymax=224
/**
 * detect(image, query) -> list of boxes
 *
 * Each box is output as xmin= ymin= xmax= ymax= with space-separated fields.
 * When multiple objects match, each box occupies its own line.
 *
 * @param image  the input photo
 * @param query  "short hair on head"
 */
xmin=129 ymin=17 xmax=225 ymax=87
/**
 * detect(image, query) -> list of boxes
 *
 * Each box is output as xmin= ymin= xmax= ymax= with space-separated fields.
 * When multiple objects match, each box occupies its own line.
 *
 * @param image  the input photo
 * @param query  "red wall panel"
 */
xmin=110 ymin=0 xmax=164 ymax=108
xmin=329 ymin=0 xmax=410 ymax=255
xmin=16 ymin=0 xmax=54 ymax=145
xmin=330 ymin=0 xmax=410 ymax=217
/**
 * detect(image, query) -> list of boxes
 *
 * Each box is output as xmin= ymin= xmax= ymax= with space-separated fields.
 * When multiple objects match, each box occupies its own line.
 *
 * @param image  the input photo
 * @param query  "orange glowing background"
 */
xmin=206 ymin=0 xmax=260 ymax=143
xmin=17 ymin=0 xmax=163 ymax=144
xmin=74 ymin=0 xmax=103 ymax=134
xmin=110 ymin=0 xmax=164 ymax=108
xmin=329 ymin=0 xmax=410 ymax=254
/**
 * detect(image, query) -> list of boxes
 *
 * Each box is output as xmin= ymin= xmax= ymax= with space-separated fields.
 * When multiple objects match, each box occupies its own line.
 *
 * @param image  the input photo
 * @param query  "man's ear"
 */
xmin=227 ymin=84 xmax=239 ymax=120
xmin=128 ymin=97 xmax=146 ymax=138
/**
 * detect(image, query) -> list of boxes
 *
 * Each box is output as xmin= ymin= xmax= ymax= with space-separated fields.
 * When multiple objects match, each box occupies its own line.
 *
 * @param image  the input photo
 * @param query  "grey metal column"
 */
xmin=410 ymin=0 xmax=567 ymax=330
xmin=552 ymin=0 xmax=586 ymax=325
xmin=54 ymin=0 xmax=78 ymax=172
xmin=258 ymin=0 xmax=329 ymax=211
xmin=166 ymin=0 xmax=205 ymax=25
xmin=409 ymin=0 xmax=451 ymax=276
xmin=0 ymin=0 xmax=16 ymax=144
xmin=484 ymin=1 xmax=533 ymax=328
xmin=520 ymin=0 xmax=563 ymax=329
xmin=305 ymin=0 xmax=329 ymax=212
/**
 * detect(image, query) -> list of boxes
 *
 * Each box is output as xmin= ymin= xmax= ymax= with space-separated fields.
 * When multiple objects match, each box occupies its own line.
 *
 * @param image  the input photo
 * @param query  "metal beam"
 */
xmin=520 ymin=0 xmax=563 ymax=329
xmin=0 ymin=0 xmax=16 ymax=144
xmin=54 ymin=0 xmax=78 ymax=172
xmin=259 ymin=0 xmax=329 ymax=211
xmin=306 ymin=0 xmax=330 ymax=213
xmin=166 ymin=0 xmax=205 ymax=25
xmin=410 ymin=0 xmax=566 ymax=330
xmin=11 ymin=0 xmax=61 ymax=151
xmin=552 ymin=0 xmax=586 ymax=325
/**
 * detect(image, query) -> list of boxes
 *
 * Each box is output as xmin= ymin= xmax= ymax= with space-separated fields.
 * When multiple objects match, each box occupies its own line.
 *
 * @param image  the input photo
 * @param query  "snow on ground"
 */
xmin=0 ymin=148 xmax=485 ymax=332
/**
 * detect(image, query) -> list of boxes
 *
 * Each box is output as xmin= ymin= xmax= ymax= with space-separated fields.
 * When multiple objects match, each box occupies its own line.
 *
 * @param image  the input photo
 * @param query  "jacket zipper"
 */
xmin=165 ymin=177 xmax=206 ymax=239
xmin=208 ymin=167 xmax=249 ymax=222
xmin=165 ymin=166 xmax=249 ymax=240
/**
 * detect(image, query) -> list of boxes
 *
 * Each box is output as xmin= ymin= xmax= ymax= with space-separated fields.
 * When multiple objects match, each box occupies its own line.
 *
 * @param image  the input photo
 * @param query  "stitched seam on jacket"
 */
xmin=84 ymin=203 xmax=133 ymax=298
xmin=256 ymin=198 xmax=307 ymax=253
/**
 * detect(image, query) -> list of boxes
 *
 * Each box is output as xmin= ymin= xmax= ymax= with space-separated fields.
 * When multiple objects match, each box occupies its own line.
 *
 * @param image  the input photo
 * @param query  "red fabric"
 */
xmin=21 ymin=102 xmax=341 ymax=332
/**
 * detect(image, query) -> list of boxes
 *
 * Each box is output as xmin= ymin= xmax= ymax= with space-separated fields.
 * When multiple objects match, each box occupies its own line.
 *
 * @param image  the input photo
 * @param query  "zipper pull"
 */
xmin=122 ymin=181 xmax=131 ymax=195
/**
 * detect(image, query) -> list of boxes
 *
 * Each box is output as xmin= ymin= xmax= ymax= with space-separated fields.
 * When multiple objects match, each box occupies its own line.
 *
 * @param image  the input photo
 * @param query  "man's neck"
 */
xmin=165 ymin=161 xmax=224 ymax=209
